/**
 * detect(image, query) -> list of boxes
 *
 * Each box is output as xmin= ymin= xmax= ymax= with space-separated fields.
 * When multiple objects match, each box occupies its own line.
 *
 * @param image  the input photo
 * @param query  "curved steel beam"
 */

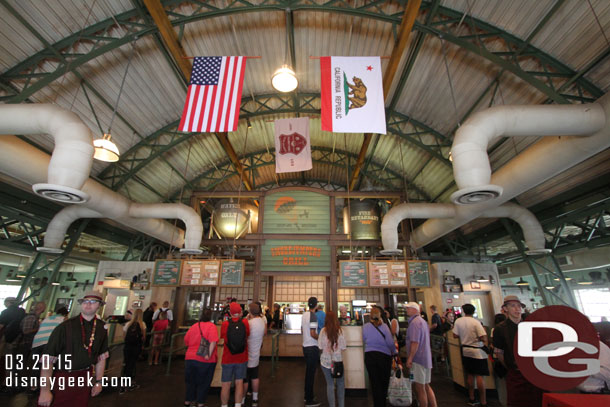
xmin=1 ymin=1 xmax=602 ymax=107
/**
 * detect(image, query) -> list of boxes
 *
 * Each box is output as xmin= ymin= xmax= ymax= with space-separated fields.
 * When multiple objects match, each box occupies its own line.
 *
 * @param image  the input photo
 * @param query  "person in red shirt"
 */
xmin=183 ymin=308 xmax=219 ymax=407
xmin=220 ymin=302 xmax=250 ymax=407
xmin=151 ymin=311 xmax=169 ymax=365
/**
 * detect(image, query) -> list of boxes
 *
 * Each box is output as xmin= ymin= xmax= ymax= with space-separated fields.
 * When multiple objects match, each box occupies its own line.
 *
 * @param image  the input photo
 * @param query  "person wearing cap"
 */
xmin=38 ymin=291 xmax=109 ymax=407
xmin=302 ymin=297 xmax=321 ymax=407
xmin=405 ymin=302 xmax=437 ymax=407
xmin=220 ymin=302 xmax=250 ymax=407
xmin=492 ymin=295 xmax=543 ymax=407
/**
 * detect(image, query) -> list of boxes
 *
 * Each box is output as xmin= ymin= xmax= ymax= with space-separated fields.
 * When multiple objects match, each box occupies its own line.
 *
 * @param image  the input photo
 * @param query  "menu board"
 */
xmin=408 ymin=260 xmax=431 ymax=287
xmin=220 ymin=260 xmax=245 ymax=287
xmin=180 ymin=260 xmax=220 ymax=286
xmin=152 ymin=260 xmax=182 ymax=287
xmin=339 ymin=261 xmax=368 ymax=288
xmin=369 ymin=261 xmax=408 ymax=287
xmin=387 ymin=261 xmax=408 ymax=287
xmin=369 ymin=261 xmax=390 ymax=287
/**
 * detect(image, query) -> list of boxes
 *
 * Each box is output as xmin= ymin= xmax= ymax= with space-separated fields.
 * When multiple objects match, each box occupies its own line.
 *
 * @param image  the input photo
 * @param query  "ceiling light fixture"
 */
xmin=516 ymin=277 xmax=529 ymax=286
xmin=272 ymin=10 xmax=298 ymax=93
xmin=476 ymin=275 xmax=489 ymax=282
xmin=247 ymin=118 xmax=252 ymax=129
xmin=577 ymin=277 xmax=593 ymax=285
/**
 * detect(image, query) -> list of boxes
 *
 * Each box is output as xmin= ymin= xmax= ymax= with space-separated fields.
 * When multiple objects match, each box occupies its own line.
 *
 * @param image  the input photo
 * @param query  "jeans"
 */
xmin=185 ymin=359 xmax=216 ymax=403
xmin=321 ymin=366 xmax=345 ymax=407
xmin=303 ymin=346 xmax=320 ymax=402
xmin=365 ymin=351 xmax=392 ymax=407
xmin=123 ymin=344 xmax=142 ymax=380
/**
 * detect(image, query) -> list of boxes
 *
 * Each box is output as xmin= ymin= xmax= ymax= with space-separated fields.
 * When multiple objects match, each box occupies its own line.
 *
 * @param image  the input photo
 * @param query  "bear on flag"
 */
xmin=320 ymin=56 xmax=386 ymax=134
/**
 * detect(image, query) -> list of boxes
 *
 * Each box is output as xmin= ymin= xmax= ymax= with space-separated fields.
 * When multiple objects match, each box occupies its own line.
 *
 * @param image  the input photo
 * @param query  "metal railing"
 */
xmin=270 ymin=331 xmax=280 ymax=377
xmin=165 ymin=330 xmax=188 ymax=376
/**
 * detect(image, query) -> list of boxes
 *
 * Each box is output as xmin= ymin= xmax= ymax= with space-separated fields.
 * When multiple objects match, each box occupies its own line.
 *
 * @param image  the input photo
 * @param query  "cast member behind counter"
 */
xmin=38 ymin=291 xmax=109 ymax=407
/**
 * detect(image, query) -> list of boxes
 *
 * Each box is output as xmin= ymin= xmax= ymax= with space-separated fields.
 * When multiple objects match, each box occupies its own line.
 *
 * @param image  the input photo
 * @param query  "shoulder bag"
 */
xmin=196 ymin=322 xmax=211 ymax=358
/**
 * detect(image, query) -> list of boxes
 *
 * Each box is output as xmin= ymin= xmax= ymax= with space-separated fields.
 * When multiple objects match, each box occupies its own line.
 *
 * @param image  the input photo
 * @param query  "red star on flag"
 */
xmin=366 ymin=65 xmax=373 ymax=71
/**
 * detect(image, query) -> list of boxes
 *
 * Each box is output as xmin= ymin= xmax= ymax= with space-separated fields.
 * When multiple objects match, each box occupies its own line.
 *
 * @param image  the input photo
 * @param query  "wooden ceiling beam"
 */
xmin=349 ymin=0 xmax=422 ymax=191
xmin=143 ymin=0 xmax=252 ymax=191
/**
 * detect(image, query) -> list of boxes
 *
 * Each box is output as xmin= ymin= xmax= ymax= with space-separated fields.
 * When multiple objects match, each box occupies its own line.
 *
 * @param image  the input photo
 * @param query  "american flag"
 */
xmin=178 ymin=56 xmax=246 ymax=133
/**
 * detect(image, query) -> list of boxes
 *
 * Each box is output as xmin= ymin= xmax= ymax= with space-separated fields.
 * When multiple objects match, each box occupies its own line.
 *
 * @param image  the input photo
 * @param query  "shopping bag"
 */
xmin=388 ymin=367 xmax=412 ymax=406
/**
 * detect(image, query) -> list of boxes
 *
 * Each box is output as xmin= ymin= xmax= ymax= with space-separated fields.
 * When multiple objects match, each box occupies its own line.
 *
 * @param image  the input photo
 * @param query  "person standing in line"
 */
xmin=31 ymin=306 xmax=69 ymax=355
xmin=362 ymin=306 xmax=397 ymax=407
xmin=220 ymin=302 xmax=250 ymax=407
xmin=493 ymin=296 xmax=544 ymax=407
xmin=405 ymin=302 xmax=437 ymax=407
xmin=13 ymin=301 xmax=46 ymax=361
xmin=429 ymin=305 xmax=443 ymax=336
xmin=142 ymin=302 xmax=156 ymax=347
xmin=153 ymin=301 xmax=173 ymax=322
xmin=302 ymin=297 xmax=321 ymax=407
xmin=151 ymin=311 xmax=169 ymax=365
xmin=38 ymin=291 xmax=109 ymax=407
xmin=183 ymin=308 xmax=218 ymax=407
xmin=120 ymin=309 xmax=146 ymax=393
xmin=318 ymin=311 xmax=346 ymax=407
xmin=243 ymin=302 xmax=266 ymax=407
xmin=271 ymin=303 xmax=282 ymax=330
xmin=0 ymin=297 xmax=25 ymax=391
xmin=419 ymin=304 xmax=429 ymax=323
xmin=315 ymin=303 xmax=326 ymax=334
xmin=452 ymin=303 xmax=489 ymax=406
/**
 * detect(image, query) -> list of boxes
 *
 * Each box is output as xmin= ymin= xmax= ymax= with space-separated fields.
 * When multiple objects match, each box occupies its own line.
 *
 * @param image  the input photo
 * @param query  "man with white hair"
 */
xmin=38 ymin=291 xmax=109 ymax=407
xmin=405 ymin=302 xmax=437 ymax=407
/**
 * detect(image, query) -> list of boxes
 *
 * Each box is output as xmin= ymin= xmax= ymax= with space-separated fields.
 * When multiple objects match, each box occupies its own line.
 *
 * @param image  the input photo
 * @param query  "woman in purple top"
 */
xmin=362 ymin=306 xmax=397 ymax=407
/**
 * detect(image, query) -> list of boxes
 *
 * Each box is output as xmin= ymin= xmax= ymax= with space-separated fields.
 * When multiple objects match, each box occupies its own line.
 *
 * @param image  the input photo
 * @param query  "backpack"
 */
xmin=225 ymin=319 xmax=246 ymax=354
xmin=3 ymin=308 xmax=26 ymax=343
xmin=125 ymin=322 xmax=143 ymax=346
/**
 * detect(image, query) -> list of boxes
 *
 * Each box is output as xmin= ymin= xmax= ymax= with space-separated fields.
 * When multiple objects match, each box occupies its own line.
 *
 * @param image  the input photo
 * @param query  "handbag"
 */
xmin=196 ymin=322 xmax=211 ymax=358
xmin=330 ymin=360 xmax=344 ymax=378
xmin=388 ymin=367 xmax=412 ymax=406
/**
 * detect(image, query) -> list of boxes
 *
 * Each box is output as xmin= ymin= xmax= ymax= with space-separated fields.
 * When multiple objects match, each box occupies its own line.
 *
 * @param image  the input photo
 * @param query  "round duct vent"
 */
xmin=180 ymin=248 xmax=203 ymax=255
xmin=36 ymin=246 xmax=64 ymax=254
xmin=450 ymin=185 xmax=503 ymax=205
xmin=379 ymin=249 xmax=402 ymax=256
xmin=32 ymin=184 xmax=90 ymax=203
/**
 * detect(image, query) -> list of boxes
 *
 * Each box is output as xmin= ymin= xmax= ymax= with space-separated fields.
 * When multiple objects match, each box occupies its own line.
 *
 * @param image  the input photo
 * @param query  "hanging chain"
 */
xmin=107 ymin=43 xmax=136 ymax=134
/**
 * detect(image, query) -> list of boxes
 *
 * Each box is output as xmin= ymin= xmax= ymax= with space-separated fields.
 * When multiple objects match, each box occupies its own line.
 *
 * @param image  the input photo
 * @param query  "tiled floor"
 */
xmin=2 ymin=357 xmax=501 ymax=406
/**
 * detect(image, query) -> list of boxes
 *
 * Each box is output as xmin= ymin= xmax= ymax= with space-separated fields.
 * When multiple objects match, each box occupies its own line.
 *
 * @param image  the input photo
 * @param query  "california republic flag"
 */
xmin=320 ymin=56 xmax=386 ymax=134
xmin=274 ymin=118 xmax=312 ymax=173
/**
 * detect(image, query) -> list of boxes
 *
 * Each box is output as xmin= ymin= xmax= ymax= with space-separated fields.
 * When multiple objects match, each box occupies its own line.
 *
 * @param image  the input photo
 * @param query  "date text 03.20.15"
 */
xmin=5 ymin=354 xmax=72 ymax=371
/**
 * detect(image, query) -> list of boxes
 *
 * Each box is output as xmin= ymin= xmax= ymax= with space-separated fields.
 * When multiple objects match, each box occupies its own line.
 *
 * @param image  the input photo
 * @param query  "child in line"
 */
xmin=151 ymin=311 xmax=169 ymax=365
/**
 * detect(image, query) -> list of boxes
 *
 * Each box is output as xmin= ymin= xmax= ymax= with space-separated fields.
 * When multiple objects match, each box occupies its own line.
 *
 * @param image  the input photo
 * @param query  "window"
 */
xmin=470 ymin=298 xmax=484 ymax=321
xmin=574 ymin=287 xmax=610 ymax=322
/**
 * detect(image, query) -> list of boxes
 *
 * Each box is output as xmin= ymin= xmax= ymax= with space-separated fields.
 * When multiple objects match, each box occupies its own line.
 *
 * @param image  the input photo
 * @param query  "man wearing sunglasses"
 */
xmin=38 ymin=291 xmax=109 ymax=407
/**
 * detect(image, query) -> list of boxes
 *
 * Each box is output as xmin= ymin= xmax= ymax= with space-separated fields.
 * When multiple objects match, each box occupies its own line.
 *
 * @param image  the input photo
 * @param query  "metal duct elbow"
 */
xmin=0 ymin=104 xmax=94 ymax=203
xmin=380 ymin=203 xmax=456 ymax=255
xmin=129 ymin=203 xmax=203 ymax=254
xmin=482 ymin=203 xmax=550 ymax=255
xmin=451 ymin=103 xmax=605 ymax=205
xmin=40 ymin=206 xmax=104 ymax=253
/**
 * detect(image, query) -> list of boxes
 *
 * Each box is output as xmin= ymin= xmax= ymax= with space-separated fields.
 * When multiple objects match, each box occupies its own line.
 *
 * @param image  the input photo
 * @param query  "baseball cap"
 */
xmin=230 ymin=302 xmax=242 ymax=315
xmin=503 ymin=295 xmax=525 ymax=308
xmin=308 ymin=297 xmax=318 ymax=309
xmin=405 ymin=302 xmax=420 ymax=311
xmin=78 ymin=291 xmax=105 ymax=305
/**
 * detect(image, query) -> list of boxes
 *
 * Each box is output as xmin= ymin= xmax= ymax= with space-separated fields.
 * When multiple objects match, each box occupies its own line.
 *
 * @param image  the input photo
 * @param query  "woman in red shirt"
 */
xmin=151 ymin=311 xmax=169 ymax=365
xmin=183 ymin=308 xmax=219 ymax=407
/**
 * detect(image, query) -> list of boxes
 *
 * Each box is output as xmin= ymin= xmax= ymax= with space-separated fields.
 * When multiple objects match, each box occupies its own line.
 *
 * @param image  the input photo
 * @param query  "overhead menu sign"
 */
xmin=181 ymin=260 xmax=220 ymax=286
xmin=263 ymin=190 xmax=330 ymax=234
xmin=368 ymin=261 xmax=408 ymax=287
xmin=408 ymin=260 xmax=431 ymax=287
xmin=220 ymin=260 xmax=245 ymax=287
xmin=261 ymin=240 xmax=331 ymax=272
xmin=340 ymin=261 xmax=368 ymax=288
xmin=153 ymin=260 xmax=182 ymax=287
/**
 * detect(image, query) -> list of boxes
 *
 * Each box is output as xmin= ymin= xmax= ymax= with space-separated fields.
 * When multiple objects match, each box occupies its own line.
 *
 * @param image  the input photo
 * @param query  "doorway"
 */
xmin=462 ymin=292 xmax=494 ymax=327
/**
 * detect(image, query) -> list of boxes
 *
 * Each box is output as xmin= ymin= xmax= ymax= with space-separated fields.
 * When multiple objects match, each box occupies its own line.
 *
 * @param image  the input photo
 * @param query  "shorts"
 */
xmin=411 ymin=362 xmax=432 ymax=384
xmin=152 ymin=333 xmax=164 ymax=346
xmin=247 ymin=365 xmax=259 ymax=381
xmin=462 ymin=356 xmax=490 ymax=376
xmin=221 ymin=362 xmax=247 ymax=382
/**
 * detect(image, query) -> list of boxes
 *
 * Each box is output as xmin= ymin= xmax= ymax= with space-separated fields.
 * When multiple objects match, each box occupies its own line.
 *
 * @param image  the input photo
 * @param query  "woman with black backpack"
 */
xmin=121 ymin=309 xmax=146 ymax=394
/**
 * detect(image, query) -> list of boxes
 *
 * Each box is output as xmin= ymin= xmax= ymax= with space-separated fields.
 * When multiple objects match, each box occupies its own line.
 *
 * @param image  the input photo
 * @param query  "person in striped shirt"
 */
xmin=31 ymin=306 xmax=69 ymax=354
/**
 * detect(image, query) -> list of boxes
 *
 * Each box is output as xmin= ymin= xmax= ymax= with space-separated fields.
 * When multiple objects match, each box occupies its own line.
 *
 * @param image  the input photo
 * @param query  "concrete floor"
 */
xmin=2 ymin=357 xmax=501 ymax=406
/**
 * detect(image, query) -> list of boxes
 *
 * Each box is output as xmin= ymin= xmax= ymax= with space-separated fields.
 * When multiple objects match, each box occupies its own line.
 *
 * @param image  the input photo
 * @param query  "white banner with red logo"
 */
xmin=274 ymin=118 xmax=312 ymax=173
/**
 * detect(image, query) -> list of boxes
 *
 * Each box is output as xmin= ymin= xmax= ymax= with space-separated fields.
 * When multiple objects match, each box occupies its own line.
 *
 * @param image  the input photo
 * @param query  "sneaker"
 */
xmin=252 ymin=400 xmax=258 ymax=407
xmin=467 ymin=400 xmax=480 ymax=406
xmin=305 ymin=401 xmax=321 ymax=407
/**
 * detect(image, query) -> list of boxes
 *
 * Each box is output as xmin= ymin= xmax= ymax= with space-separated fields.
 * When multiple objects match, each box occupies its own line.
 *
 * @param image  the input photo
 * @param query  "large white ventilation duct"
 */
xmin=413 ymin=92 xmax=610 ymax=248
xmin=0 ymin=135 xmax=201 ymax=254
xmin=0 ymin=104 xmax=94 ymax=203
xmin=450 ymin=103 xmax=606 ymax=205
xmin=40 ymin=206 xmax=104 ymax=254
xmin=380 ymin=202 xmax=548 ymax=256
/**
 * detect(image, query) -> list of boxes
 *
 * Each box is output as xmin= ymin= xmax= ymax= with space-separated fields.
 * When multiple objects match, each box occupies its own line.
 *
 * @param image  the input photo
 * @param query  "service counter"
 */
xmin=447 ymin=333 xmax=495 ymax=390
xmin=210 ymin=324 xmax=367 ymax=389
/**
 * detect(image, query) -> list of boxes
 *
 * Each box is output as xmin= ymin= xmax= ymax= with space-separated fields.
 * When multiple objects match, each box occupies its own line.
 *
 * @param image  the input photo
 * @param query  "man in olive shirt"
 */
xmin=38 ymin=291 xmax=109 ymax=407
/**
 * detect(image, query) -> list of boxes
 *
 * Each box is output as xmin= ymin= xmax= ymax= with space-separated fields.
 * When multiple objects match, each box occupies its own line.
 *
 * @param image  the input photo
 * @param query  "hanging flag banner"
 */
xmin=274 ymin=117 xmax=312 ymax=173
xmin=320 ymin=56 xmax=386 ymax=134
xmin=179 ymin=56 xmax=246 ymax=133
